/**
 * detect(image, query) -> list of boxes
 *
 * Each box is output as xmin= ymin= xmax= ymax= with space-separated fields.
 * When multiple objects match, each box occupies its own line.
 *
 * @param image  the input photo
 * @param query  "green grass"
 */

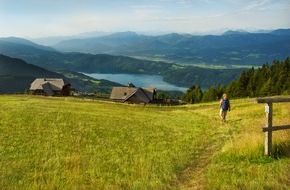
xmin=206 ymin=101 xmax=290 ymax=190
xmin=0 ymin=95 xmax=289 ymax=189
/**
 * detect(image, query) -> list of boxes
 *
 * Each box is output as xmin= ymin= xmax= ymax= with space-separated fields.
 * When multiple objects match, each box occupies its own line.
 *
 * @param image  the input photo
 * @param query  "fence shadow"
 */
xmin=272 ymin=141 xmax=290 ymax=158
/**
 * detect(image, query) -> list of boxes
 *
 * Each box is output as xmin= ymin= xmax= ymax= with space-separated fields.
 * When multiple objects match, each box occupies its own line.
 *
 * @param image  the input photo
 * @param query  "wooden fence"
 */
xmin=255 ymin=97 xmax=290 ymax=156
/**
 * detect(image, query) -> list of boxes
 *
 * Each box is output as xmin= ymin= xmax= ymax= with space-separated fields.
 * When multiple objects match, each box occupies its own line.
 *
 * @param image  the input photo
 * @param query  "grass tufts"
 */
xmin=0 ymin=95 xmax=289 ymax=189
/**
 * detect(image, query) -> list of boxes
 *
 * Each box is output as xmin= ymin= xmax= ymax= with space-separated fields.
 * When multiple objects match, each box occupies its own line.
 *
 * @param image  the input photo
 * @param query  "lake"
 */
xmin=84 ymin=73 xmax=188 ymax=92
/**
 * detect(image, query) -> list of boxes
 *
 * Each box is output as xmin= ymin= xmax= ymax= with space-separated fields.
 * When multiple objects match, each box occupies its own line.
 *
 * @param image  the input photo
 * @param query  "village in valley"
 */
xmin=29 ymin=77 xmax=174 ymax=104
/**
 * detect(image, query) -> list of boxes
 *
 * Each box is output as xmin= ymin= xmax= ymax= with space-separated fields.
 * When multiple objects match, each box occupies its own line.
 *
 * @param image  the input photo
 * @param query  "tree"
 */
xmin=193 ymin=85 xmax=203 ymax=103
xmin=202 ymin=85 xmax=224 ymax=102
xmin=259 ymin=78 xmax=271 ymax=96
xmin=182 ymin=85 xmax=203 ymax=104
xmin=226 ymin=80 xmax=239 ymax=98
xmin=217 ymin=85 xmax=225 ymax=99
xmin=157 ymin=91 xmax=168 ymax=99
xmin=246 ymin=67 xmax=255 ymax=97
xmin=183 ymin=57 xmax=290 ymax=103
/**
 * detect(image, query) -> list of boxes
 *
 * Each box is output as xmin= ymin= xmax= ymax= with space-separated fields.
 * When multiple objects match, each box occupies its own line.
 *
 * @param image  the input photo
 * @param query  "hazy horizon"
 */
xmin=0 ymin=0 xmax=289 ymax=38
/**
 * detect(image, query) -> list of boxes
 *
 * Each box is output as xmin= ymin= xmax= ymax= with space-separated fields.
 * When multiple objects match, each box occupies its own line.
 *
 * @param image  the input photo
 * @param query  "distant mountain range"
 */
xmin=0 ymin=37 xmax=55 ymax=51
xmin=30 ymin=31 xmax=112 ymax=46
xmin=53 ymin=29 xmax=290 ymax=66
xmin=0 ymin=37 xmax=245 ymax=90
xmin=1 ymin=29 xmax=289 ymax=94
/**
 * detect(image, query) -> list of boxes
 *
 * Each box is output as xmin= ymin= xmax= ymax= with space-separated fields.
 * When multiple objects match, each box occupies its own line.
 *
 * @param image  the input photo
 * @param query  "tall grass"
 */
xmin=206 ymin=100 xmax=290 ymax=190
xmin=0 ymin=95 xmax=289 ymax=189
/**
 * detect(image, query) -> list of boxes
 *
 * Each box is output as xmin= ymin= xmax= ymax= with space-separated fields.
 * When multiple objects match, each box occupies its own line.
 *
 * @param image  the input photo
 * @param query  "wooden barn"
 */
xmin=110 ymin=83 xmax=157 ymax=104
xmin=30 ymin=78 xmax=71 ymax=96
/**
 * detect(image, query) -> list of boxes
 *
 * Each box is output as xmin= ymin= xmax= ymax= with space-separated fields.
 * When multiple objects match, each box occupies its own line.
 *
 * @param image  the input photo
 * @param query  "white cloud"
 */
xmin=129 ymin=4 xmax=168 ymax=20
xmin=242 ymin=0 xmax=270 ymax=11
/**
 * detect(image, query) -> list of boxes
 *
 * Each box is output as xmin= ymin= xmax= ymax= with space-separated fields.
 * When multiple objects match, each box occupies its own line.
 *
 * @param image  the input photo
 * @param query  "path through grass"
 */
xmin=0 ymin=95 xmax=289 ymax=189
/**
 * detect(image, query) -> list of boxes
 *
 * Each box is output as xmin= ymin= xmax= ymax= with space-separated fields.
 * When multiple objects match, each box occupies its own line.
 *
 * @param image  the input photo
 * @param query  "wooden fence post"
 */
xmin=264 ymin=102 xmax=273 ymax=156
xmin=256 ymin=97 xmax=290 ymax=157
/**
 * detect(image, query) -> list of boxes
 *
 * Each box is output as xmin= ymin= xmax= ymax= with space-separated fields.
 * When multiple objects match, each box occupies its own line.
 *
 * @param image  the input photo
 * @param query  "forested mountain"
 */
xmin=54 ymin=29 xmax=290 ymax=66
xmin=0 ymin=54 xmax=122 ymax=94
xmin=0 ymin=39 xmax=244 ymax=89
xmin=226 ymin=58 xmax=290 ymax=97
xmin=0 ymin=54 xmax=60 ymax=76
xmin=182 ymin=58 xmax=290 ymax=103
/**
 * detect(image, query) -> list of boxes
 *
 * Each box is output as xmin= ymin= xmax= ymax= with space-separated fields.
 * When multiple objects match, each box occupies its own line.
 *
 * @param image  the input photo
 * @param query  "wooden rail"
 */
xmin=255 ymin=97 xmax=290 ymax=156
xmin=262 ymin=125 xmax=290 ymax=132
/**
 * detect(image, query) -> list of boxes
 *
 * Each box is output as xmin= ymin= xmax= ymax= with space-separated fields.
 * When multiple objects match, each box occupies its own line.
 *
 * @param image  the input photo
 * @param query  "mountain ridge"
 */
xmin=0 ymin=39 xmax=245 ymax=90
xmin=53 ymin=29 xmax=290 ymax=66
xmin=0 ymin=37 xmax=56 ymax=52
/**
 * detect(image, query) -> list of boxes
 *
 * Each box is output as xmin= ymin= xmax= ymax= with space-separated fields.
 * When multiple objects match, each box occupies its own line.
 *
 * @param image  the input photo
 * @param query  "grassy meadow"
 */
xmin=0 ymin=95 xmax=289 ymax=189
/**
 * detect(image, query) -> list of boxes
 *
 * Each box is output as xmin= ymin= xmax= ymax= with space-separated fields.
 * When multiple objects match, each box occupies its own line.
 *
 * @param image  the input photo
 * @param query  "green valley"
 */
xmin=6 ymin=31 xmax=288 ymax=92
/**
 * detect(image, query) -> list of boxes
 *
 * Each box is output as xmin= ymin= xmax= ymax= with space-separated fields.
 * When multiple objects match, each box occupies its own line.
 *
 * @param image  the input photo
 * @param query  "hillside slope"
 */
xmin=0 ymin=37 xmax=56 ymax=51
xmin=0 ymin=54 xmax=63 ymax=93
xmin=0 ymin=54 xmax=122 ymax=93
xmin=0 ymin=95 xmax=289 ymax=189
xmin=0 ymin=54 xmax=62 ymax=76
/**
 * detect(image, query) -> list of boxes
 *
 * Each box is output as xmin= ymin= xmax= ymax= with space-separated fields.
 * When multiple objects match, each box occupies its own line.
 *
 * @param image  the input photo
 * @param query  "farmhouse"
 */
xmin=110 ymin=83 xmax=157 ymax=103
xmin=30 ymin=78 xmax=71 ymax=96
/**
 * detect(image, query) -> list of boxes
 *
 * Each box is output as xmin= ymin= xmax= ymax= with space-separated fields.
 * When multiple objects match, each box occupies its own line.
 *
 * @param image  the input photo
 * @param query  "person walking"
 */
xmin=220 ymin=93 xmax=231 ymax=123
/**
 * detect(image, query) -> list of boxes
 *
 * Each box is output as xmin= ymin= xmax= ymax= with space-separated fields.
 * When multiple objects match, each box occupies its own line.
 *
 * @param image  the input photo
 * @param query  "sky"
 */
xmin=0 ymin=0 xmax=289 ymax=38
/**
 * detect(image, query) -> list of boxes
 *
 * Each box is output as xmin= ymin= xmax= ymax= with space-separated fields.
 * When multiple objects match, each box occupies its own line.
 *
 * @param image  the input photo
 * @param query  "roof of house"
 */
xmin=110 ymin=85 xmax=156 ymax=103
xmin=124 ymin=88 xmax=151 ymax=103
xmin=41 ymin=82 xmax=54 ymax=96
xmin=110 ymin=86 xmax=137 ymax=100
xmin=142 ymin=87 xmax=156 ymax=100
xmin=30 ymin=78 xmax=69 ymax=91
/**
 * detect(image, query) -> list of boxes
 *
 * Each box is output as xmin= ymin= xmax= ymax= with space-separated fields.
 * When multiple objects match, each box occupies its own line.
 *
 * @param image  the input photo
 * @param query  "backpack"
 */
xmin=222 ymin=99 xmax=229 ymax=111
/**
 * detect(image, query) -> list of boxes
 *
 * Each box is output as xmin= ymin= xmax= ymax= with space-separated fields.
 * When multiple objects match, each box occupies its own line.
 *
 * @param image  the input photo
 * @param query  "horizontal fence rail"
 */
xmin=262 ymin=125 xmax=290 ymax=132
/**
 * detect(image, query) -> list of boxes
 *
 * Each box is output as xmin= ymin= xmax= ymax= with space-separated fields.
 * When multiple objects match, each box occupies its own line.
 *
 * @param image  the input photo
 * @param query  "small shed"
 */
xmin=110 ymin=84 xmax=156 ymax=103
xmin=30 ymin=78 xmax=71 ymax=96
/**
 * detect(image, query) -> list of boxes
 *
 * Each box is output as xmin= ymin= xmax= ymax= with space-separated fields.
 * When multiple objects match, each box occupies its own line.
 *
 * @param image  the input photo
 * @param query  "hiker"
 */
xmin=219 ymin=93 xmax=230 ymax=122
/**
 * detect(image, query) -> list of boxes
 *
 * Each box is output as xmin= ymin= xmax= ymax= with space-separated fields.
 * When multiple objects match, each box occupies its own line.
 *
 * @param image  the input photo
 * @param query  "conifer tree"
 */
xmin=259 ymin=78 xmax=271 ymax=96
xmin=182 ymin=85 xmax=203 ymax=104
xmin=202 ymin=86 xmax=217 ymax=102
xmin=184 ymin=57 xmax=290 ymax=103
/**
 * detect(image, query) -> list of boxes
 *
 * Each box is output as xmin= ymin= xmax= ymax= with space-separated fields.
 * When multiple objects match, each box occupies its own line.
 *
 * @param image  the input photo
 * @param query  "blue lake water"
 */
xmin=84 ymin=73 xmax=188 ymax=92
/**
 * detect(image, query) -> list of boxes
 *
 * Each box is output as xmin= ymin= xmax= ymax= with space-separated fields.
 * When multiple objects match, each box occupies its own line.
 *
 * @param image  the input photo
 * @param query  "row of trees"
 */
xmin=182 ymin=57 xmax=290 ymax=103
